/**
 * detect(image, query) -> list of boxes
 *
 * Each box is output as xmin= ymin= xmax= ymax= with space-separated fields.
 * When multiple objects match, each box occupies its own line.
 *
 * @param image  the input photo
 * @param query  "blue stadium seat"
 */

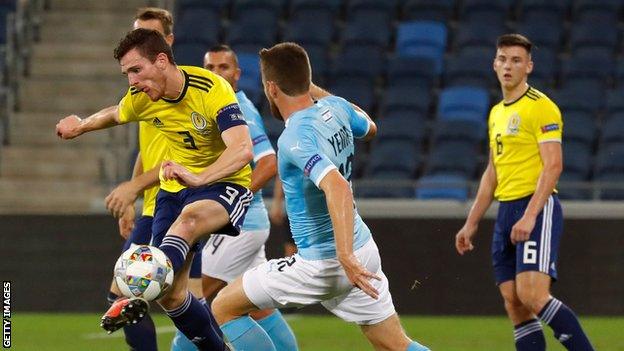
xmin=459 ymin=0 xmax=510 ymax=26
xmin=519 ymin=0 xmax=568 ymax=23
xmin=176 ymin=0 xmax=230 ymax=13
xmin=416 ymin=173 xmax=469 ymax=200
xmin=563 ymin=141 xmax=593 ymax=181
xmin=172 ymin=43 xmax=207 ymax=67
xmin=236 ymin=53 xmax=262 ymax=104
xmin=595 ymin=144 xmax=624 ymax=199
xmin=515 ymin=21 xmax=563 ymax=51
xmin=551 ymin=85 xmax=604 ymax=114
xmin=444 ymin=51 xmax=497 ymax=89
xmin=605 ymin=89 xmax=624 ymax=114
xmin=600 ymin=116 xmax=624 ymax=147
xmin=572 ymin=0 xmax=621 ymax=23
xmin=528 ymin=48 xmax=557 ymax=90
xmin=431 ymin=119 xmax=484 ymax=145
xmin=231 ymin=0 xmax=284 ymax=23
xmin=563 ymin=111 xmax=596 ymax=148
xmin=437 ymin=86 xmax=489 ymax=127
xmin=367 ymin=139 xmax=422 ymax=176
xmin=402 ymin=0 xmax=455 ymax=22
xmin=342 ymin=20 xmax=391 ymax=50
xmin=376 ymin=113 xmax=427 ymax=143
xmin=382 ymin=85 xmax=431 ymax=115
xmin=227 ymin=22 xmax=277 ymax=54
xmin=425 ymin=141 xmax=479 ymax=178
xmin=346 ymin=0 xmax=396 ymax=28
xmin=290 ymin=0 xmax=341 ymax=14
xmin=357 ymin=170 xmax=416 ymax=198
xmin=283 ymin=18 xmax=333 ymax=48
xmin=327 ymin=79 xmax=375 ymax=113
xmin=386 ymin=55 xmax=438 ymax=90
xmin=396 ymin=21 xmax=447 ymax=74
xmin=330 ymin=51 xmax=383 ymax=87
xmin=175 ymin=9 xmax=220 ymax=45
xmin=305 ymin=44 xmax=330 ymax=84
xmin=569 ymin=23 xmax=617 ymax=56
xmin=454 ymin=21 xmax=506 ymax=53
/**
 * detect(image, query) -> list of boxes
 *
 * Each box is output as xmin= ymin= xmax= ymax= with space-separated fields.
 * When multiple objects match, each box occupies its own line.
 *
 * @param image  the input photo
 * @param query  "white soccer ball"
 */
xmin=114 ymin=245 xmax=174 ymax=301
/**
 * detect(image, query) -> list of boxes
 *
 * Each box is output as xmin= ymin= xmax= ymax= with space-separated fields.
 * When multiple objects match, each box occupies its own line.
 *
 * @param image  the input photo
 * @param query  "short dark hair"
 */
xmin=207 ymin=44 xmax=239 ymax=66
xmin=135 ymin=7 xmax=173 ymax=36
xmin=259 ymin=42 xmax=311 ymax=96
xmin=114 ymin=28 xmax=175 ymax=64
xmin=497 ymin=34 xmax=533 ymax=53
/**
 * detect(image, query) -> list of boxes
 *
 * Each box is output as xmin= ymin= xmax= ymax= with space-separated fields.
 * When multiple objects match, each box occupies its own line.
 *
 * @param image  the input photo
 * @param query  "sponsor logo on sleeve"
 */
xmin=304 ymin=154 xmax=322 ymax=177
xmin=252 ymin=135 xmax=268 ymax=145
xmin=541 ymin=123 xmax=560 ymax=133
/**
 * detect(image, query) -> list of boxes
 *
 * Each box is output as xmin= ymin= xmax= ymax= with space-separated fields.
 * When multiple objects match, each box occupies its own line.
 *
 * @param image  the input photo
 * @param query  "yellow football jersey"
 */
xmin=488 ymin=86 xmax=563 ymax=201
xmin=138 ymin=121 xmax=166 ymax=217
xmin=118 ymin=66 xmax=252 ymax=193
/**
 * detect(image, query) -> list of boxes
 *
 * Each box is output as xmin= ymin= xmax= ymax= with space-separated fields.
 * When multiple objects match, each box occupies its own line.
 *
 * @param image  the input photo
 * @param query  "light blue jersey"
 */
xmin=237 ymin=90 xmax=275 ymax=231
xmin=277 ymin=95 xmax=372 ymax=260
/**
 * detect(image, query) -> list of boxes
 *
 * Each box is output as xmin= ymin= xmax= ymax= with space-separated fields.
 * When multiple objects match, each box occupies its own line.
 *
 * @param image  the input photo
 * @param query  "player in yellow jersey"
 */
xmin=455 ymin=34 xmax=594 ymax=351
xmin=56 ymin=29 xmax=252 ymax=350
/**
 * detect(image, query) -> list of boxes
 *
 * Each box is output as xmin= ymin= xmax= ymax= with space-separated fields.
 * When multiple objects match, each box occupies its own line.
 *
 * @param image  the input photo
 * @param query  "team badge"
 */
xmin=507 ymin=113 xmax=521 ymax=135
xmin=191 ymin=111 xmax=209 ymax=134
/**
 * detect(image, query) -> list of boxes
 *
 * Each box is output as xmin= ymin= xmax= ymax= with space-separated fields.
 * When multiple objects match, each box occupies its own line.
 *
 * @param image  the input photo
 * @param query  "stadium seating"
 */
xmin=375 ymin=113 xmax=427 ymax=143
xmin=396 ymin=21 xmax=447 ymax=74
xmin=381 ymin=85 xmax=431 ymax=116
xmin=599 ymin=116 xmax=624 ymax=148
xmin=519 ymin=0 xmax=568 ymax=24
xmin=437 ymin=86 xmax=489 ymax=126
xmin=386 ymin=55 xmax=438 ymax=91
xmin=425 ymin=141 xmax=479 ymax=178
xmin=444 ymin=51 xmax=497 ymax=89
xmin=236 ymin=53 xmax=263 ymax=105
xmin=402 ymin=0 xmax=455 ymax=23
xmin=175 ymin=9 xmax=220 ymax=46
xmin=416 ymin=173 xmax=469 ymax=200
xmin=563 ymin=111 xmax=596 ymax=148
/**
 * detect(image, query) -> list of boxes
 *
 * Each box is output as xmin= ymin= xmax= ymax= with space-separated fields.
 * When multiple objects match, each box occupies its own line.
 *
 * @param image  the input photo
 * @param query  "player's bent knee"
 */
xmin=158 ymin=285 xmax=188 ymax=310
xmin=516 ymin=287 xmax=549 ymax=313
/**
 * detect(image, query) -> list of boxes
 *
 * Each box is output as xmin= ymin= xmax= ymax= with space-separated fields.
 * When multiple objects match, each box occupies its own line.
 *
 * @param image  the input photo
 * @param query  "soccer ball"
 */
xmin=114 ymin=245 xmax=174 ymax=301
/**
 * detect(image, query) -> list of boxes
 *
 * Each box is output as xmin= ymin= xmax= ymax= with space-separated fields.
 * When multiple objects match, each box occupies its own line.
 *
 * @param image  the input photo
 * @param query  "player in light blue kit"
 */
xmin=170 ymin=45 xmax=298 ymax=351
xmin=212 ymin=43 xmax=430 ymax=351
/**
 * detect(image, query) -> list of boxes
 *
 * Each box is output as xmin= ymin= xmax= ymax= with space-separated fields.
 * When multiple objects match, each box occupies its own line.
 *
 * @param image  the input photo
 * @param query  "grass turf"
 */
xmin=9 ymin=313 xmax=623 ymax=350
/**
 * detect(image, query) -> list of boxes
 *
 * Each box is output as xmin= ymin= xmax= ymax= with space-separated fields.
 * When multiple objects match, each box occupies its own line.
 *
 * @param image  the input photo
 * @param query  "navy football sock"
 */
xmin=165 ymin=292 xmax=225 ymax=351
xmin=107 ymin=291 xmax=157 ymax=351
xmin=199 ymin=298 xmax=223 ymax=338
xmin=159 ymin=235 xmax=190 ymax=273
xmin=538 ymin=298 xmax=594 ymax=351
xmin=514 ymin=318 xmax=546 ymax=351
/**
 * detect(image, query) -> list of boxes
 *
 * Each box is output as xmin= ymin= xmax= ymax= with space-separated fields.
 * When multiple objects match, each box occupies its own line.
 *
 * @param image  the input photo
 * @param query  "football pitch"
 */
xmin=9 ymin=313 xmax=624 ymax=350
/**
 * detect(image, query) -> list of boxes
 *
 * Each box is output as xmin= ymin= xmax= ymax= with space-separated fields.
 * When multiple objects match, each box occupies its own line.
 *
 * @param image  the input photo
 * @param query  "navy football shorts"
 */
xmin=492 ymin=194 xmax=562 ymax=285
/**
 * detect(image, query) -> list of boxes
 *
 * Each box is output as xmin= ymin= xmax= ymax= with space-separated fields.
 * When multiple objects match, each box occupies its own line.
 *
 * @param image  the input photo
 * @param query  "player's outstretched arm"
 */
xmin=162 ymin=125 xmax=253 ymax=187
xmin=56 ymin=105 xmax=121 ymax=139
xmin=455 ymin=153 xmax=497 ymax=255
xmin=319 ymin=169 xmax=381 ymax=299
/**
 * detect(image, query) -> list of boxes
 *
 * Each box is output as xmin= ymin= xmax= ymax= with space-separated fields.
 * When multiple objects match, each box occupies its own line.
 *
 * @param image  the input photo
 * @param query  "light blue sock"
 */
xmin=255 ymin=310 xmax=298 ymax=351
xmin=171 ymin=329 xmax=198 ymax=351
xmin=407 ymin=340 xmax=431 ymax=351
xmin=222 ymin=316 xmax=276 ymax=351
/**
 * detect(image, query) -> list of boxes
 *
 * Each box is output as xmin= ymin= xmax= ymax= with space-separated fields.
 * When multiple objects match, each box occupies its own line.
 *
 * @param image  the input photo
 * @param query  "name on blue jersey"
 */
xmin=327 ymin=125 xmax=352 ymax=157
xmin=304 ymin=154 xmax=323 ymax=176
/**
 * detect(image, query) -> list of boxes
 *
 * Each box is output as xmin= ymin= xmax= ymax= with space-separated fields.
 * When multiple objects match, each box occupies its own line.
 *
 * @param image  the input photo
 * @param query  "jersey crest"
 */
xmin=190 ymin=111 xmax=209 ymax=134
xmin=507 ymin=112 xmax=521 ymax=135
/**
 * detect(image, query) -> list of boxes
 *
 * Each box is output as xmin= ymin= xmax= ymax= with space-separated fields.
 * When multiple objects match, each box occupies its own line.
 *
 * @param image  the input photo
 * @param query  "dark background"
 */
xmin=1 ymin=215 xmax=622 ymax=315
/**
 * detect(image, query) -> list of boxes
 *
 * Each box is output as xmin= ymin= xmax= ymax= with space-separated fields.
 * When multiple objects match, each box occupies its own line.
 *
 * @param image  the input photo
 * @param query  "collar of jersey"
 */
xmin=161 ymin=68 xmax=189 ymax=103
xmin=503 ymin=85 xmax=531 ymax=107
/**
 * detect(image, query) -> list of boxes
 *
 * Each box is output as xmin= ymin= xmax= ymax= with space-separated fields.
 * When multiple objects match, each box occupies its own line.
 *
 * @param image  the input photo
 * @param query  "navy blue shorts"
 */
xmin=121 ymin=215 xmax=153 ymax=252
xmin=492 ymin=194 xmax=562 ymax=285
xmin=151 ymin=182 xmax=253 ymax=278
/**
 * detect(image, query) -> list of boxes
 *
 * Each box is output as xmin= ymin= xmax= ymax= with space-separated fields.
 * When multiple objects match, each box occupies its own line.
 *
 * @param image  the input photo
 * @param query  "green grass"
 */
xmin=9 ymin=313 xmax=624 ymax=350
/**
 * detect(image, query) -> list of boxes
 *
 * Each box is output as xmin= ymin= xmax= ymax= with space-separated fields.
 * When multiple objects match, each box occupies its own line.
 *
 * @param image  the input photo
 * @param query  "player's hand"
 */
xmin=56 ymin=115 xmax=82 ymax=139
xmin=339 ymin=253 xmax=381 ymax=300
xmin=118 ymin=205 xmax=135 ymax=239
xmin=511 ymin=214 xmax=536 ymax=244
xmin=455 ymin=223 xmax=477 ymax=255
xmin=161 ymin=160 xmax=203 ymax=187
xmin=105 ymin=181 xmax=139 ymax=218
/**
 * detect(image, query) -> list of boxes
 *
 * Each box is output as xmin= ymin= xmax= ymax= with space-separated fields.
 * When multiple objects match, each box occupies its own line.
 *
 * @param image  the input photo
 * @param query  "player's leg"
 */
xmin=493 ymin=200 xmax=547 ymax=351
xmin=102 ymin=216 xmax=157 ymax=350
xmin=515 ymin=195 xmax=593 ymax=350
xmin=321 ymin=239 xmax=429 ymax=351
xmin=203 ymin=230 xmax=297 ymax=350
xmin=499 ymin=280 xmax=545 ymax=351
xmin=213 ymin=277 xmax=276 ymax=351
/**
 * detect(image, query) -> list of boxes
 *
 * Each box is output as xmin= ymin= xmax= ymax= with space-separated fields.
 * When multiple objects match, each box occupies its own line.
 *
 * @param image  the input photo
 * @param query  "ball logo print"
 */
xmin=114 ymin=245 xmax=174 ymax=301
